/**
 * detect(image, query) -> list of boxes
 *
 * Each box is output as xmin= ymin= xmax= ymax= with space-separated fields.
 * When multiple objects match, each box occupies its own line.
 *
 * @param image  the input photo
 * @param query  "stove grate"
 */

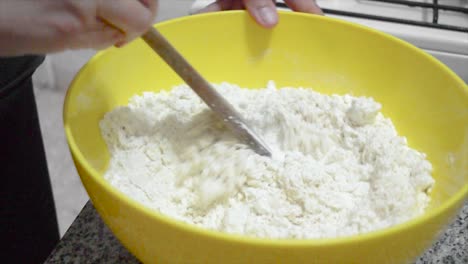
xmin=277 ymin=0 xmax=468 ymax=33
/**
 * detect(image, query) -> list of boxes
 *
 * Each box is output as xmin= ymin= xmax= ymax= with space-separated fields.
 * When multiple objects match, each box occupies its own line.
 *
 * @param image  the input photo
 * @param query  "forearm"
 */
xmin=0 ymin=0 xmax=157 ymax=56
xmin=0 ymin=0 xmax=73 ymax=56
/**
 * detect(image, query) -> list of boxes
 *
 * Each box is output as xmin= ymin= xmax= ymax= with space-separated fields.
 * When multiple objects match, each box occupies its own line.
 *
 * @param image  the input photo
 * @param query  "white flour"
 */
xmin=100 ymin=81 xmax=434 ymax=239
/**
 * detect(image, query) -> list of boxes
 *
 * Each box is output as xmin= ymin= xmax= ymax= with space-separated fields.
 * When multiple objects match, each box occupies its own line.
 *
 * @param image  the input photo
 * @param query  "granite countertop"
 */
xmin=45 ymin=201 xmax=467 ymax=264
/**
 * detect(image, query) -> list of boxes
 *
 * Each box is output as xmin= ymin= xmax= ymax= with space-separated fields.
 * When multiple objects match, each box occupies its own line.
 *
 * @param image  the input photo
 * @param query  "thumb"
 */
xmin=243 ymin=0 xmax=278 ymax=28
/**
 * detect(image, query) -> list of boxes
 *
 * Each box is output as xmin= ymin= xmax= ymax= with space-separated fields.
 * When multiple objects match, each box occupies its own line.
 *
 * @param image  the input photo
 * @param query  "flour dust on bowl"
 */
xmin=64 ymin=11 xmax=468 ymax=264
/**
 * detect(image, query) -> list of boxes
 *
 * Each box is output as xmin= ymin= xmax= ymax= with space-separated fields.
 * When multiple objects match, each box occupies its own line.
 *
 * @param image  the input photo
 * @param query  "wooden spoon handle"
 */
xmin=142 ymin=27 xmax=271 ymax=156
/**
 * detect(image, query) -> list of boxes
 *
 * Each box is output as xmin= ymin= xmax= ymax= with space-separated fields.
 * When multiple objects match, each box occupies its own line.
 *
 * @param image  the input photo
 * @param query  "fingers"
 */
xmin=243 ymin=0 xmax=278 ymax=28
xmin=68 ymin=24 xmax=124 ymax=50
xmin=195 ymin=0 xmax=321 ymax=29
xmin=139 ymin=0 xmax=158 ymax=16
xmin=195 ymin=0 xmax=235 ymax=13
xmin=283 ymin=0 xmax=323 ymax=14
xmin=97 ymin=0 xmax=157 ymax=43
xmin=196 ymin=0 xmax=277 ymax=28
xmin=232 ymin=0 xmax=245 ymax=10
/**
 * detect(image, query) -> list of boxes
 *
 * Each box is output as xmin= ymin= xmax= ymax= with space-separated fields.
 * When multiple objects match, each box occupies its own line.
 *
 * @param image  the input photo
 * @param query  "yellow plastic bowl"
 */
xmin=64 ymin=11 xmax=468 ymax=264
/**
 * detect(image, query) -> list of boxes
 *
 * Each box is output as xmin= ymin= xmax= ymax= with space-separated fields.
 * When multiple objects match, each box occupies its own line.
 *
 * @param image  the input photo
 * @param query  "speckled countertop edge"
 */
xmin=45 ymin=201 xmax=467 ymax=264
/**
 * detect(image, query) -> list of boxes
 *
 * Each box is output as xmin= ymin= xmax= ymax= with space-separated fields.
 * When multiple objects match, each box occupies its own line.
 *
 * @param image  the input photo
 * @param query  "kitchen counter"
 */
xmin=45 ymin=201 xmax=467 ymax=263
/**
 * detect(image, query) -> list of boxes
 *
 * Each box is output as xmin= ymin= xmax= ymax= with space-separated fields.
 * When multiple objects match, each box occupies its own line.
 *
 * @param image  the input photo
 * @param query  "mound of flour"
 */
xmin=100 ymin=81 xmax=434 ymax=239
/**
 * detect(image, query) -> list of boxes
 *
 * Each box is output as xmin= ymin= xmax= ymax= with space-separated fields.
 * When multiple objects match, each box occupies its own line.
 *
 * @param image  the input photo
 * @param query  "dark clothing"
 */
xmin=0 ymin=55 xmax=60 ymax=264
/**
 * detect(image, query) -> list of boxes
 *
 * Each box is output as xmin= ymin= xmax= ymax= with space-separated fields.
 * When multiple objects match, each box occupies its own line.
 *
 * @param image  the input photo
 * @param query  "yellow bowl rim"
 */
xmin=63 ymin=10 xmax=468 ymax=247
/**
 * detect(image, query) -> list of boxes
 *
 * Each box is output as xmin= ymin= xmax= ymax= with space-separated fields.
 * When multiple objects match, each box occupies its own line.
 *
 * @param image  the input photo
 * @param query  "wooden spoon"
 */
xmin=141 ymin=27 xmax=272 ymax=156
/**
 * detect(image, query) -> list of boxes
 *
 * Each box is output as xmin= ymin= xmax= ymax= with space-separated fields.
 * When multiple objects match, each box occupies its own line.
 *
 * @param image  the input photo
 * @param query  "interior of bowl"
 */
xmin=64 ymin=11 xmax=468 ymax=242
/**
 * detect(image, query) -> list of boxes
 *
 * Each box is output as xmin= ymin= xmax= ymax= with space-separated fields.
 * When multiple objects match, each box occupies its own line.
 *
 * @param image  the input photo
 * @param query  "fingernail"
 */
xmin=115 ymin=40 xmax=127 ymax=48
xmin=313 ymin=4 xmax=324 ymax=15
xmin=258 ymin=6 xmax=278 ymax=27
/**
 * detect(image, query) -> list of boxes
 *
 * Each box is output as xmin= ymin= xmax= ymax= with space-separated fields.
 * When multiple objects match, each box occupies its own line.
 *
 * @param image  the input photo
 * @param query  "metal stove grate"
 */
xmin=277 ymin=0 xmax=468 ymax=33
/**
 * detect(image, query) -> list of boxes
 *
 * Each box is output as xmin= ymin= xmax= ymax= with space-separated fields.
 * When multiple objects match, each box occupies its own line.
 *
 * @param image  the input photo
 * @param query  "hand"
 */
xmin=195 ymin=0 xmax=323 ymax=28
xmin=0 ymin=0 xmax=158 ymax=56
